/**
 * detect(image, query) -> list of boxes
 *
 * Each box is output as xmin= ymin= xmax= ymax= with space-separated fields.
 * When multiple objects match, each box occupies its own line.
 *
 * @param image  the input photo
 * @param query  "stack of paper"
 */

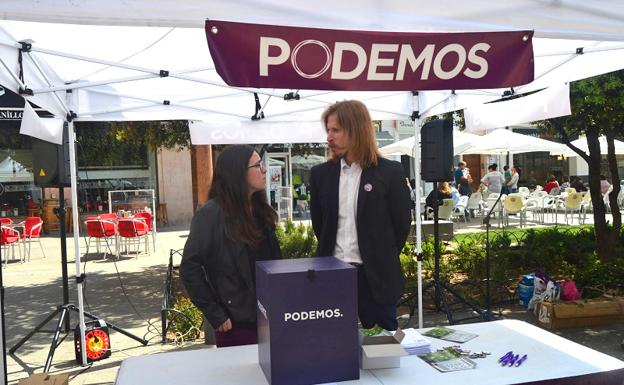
xmin=397 ymin=328 xmax=432 ymax=355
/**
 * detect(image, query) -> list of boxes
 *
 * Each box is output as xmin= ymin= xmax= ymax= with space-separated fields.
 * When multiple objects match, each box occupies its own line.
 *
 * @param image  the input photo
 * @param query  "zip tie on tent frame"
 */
xmin=251 ymin=92 xmax=265 ymax=121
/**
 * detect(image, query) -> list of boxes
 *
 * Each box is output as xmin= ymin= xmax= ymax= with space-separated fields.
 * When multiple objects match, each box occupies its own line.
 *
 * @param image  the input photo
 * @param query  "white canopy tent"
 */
xmin=462 ymin=128 xmax=568 ymax=155
xmin=379 ymin=130 xmax=480 ymax=157
xmin=552 ymin=136 xmax=624 ymax=157
xmin=1 ymin=2 xmax=624 ymax=363
xmin=291 ymin=155 xmax=327 ymax=171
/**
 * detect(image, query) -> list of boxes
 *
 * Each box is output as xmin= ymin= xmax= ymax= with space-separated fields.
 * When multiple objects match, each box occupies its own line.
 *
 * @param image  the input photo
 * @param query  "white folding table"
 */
xmin=115 ymin=319 xmax=624 ymax=385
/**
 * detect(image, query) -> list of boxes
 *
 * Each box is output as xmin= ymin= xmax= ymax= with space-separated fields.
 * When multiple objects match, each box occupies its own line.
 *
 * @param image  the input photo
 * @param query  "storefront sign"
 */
xmin=206 ymin=20 xmax=534 ymax=91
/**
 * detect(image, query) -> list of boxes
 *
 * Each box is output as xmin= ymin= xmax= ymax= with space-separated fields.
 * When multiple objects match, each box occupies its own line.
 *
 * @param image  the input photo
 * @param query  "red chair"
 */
xmin=84 ymin=219 xmax=117 ymax=258
xmin=98 ymin=213 xmax=118 ymax=221
xmin=19 ymin=217 xmax=45 ymax=261
xmin=134 ymin=211 xmax=155 ymax=249
xmin=117 ymin=218 xmax=150 ymax=258
xmin=0 ymin=218 xmax=13 ymax=226
xmin=1 ymin=225 xmax=23 ymax=265
xmin=134 ymin=211 xmax=153 ymax=231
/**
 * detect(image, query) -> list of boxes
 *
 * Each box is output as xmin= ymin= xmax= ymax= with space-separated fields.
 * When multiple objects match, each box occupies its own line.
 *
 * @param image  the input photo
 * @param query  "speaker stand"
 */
xmin=10 ymin=304 xmax=147 ymax=372
xmin=399 ymin=183 xmax=488 ymax=325
xmin=9 ymin=189 xmax=147 ymax=372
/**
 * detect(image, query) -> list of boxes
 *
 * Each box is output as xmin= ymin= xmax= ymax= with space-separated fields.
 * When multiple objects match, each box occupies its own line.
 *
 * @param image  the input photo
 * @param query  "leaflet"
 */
xmin=422 ymin=327 xmax=478 ymax=343
xmin=419 ymin=347 xmax=477 ymax=372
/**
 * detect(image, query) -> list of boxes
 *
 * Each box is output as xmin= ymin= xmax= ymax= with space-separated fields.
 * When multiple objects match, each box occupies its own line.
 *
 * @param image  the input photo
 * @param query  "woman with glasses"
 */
xmin=181 ymin=144 xmax=281 ymax=347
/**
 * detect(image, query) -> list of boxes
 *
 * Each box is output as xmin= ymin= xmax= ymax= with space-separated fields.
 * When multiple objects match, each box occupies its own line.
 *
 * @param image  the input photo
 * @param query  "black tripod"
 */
xmin=9 ymin=188 xmax=147 ymax=372
xmin=481 ymin=190 xmax=505 ymax=321
xmin=399 ymin=184 xmax=488 ymax=325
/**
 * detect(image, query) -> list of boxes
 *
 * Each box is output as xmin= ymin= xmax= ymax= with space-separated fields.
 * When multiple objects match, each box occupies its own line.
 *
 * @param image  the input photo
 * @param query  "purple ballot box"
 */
xmin=256 ymin=257 xmax=359 ymax=385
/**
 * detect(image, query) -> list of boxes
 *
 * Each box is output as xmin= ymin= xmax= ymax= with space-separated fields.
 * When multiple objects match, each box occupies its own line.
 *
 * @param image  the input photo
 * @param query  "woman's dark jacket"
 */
xmin=180 ymin=200 xmax=281 ymax=328
xmin=425 ymin=190 xmax=452 ymax=211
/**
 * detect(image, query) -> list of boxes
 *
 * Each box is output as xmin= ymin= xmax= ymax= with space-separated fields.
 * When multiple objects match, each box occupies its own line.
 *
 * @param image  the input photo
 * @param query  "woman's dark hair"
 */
xmin=209 ymin=145 xmax=277 ymax=246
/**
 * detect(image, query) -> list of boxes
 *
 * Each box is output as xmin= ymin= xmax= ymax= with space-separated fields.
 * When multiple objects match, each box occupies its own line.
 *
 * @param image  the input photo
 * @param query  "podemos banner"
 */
xmin=205 ymin=20 xmax=534 ymax=91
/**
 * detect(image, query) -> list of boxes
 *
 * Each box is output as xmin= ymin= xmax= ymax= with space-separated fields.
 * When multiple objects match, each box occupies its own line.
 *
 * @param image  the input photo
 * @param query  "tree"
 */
xmin=109 ymin=120 xmax=190 ymax=150
xmin=537 ymin=70 xmax=624 ymax=261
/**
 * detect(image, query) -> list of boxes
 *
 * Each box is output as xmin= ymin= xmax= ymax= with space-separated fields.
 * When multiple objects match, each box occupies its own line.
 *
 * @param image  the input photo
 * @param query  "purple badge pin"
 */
xmin=364 ymin=183 xmax=372 ymax=192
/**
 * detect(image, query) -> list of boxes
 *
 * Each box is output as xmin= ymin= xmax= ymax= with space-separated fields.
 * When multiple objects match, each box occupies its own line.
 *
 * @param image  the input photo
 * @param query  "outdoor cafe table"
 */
xmin=115 ymin=319 xmax=624 ymax=385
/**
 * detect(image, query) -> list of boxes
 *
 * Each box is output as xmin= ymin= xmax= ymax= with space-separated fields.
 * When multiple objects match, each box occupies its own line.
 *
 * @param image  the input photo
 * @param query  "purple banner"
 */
xmin=206 ymin=20 xmax=534 ymax=91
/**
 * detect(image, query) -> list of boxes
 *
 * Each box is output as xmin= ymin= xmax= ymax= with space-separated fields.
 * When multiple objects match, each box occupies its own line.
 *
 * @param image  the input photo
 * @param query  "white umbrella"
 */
xmin=551 ymin=136 xmax=624 ymax=157
xmin=291 ymin=155 xmax=326 ymax=170
xmin=379 ymin=130 xmax=479 ymax=157
xmin=0 ymin=155 xmax=32 ymax=182
xmin=462 ymin=128 xmax=567 ymax=155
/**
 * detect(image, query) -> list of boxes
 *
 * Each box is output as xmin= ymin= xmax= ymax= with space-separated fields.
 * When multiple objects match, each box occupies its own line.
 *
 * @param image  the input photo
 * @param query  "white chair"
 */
xmin=580 ymin=191 xmax=592 ymax=223
xmin=484 ymin=193 xmax=505 ymax=227
xmin=526 ymin=191 xmax=548 ymax=223
xmin=452 ymin=196 xmax=469 ymax=226
xmin=438 ymin=199 xmax=455 ymax=221
xmin=518 ymin=187 xmax=530 ymax=198
xmin=465 ymin=192 xmax=483 ymax=217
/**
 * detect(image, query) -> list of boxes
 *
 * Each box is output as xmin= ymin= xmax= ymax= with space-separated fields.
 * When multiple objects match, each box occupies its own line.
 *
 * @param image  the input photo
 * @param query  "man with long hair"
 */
xmin=310 ymin=100 xmax=411 ymax=331
xmin=181 ymin=145 xmax=281 ymax=347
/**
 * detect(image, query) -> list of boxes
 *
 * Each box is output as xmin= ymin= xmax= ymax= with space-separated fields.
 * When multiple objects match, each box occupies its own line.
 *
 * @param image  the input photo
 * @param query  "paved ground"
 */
xmin=4 ymin=224 xmax=201 ymax=385
xmin=2 ymin=212 xmax=623 ymax=384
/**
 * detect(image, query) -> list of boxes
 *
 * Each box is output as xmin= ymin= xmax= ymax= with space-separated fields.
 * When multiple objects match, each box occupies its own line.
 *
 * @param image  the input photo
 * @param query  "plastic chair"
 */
xmin=565 ymin=187 xmax=577 ymax=195
xmin=135 ymin=211 xmax=155 ymax=249
xmin=549 ymin=187 xmax=561 ymax=196
xmin=0 ymin=218 xmax=13 ymax=226
xmin=563 ymin=192 xmax=583 ymax=224
xmin=1 ymin=225 xmax=23 ymax=265
xmin=19 ymin=217 xmax=45 ymax=261
xmin=503 ymin=193 xmax=527 ymax=227
xmin=525 ymin=191 xmax=548 ymax=223
xmin=451 ymin=196 xmax=469 ymax=226
xmin=438 ymin=199 xmax=455 ymax=221
xmin=98 ymin=213 xmax=118 ymax=220
xmin=465 ymin=192 xmax=483 ymax=218
xmin=580 ymin=191 xmax=592 ymax=223
xmin=518 ymin=187 xmax=530 ymax=198
xmin=85 ymin=219 xmax=117 ymax=258
xmin=425 ymin=199 xmax=454 ymax=221
xmin=117 ymin=218 xmax=150 ymax=258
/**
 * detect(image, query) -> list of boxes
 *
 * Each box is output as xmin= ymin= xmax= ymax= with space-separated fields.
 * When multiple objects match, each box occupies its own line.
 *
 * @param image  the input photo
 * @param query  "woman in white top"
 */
xmin=480 ymin=163 xmax=505 ymax=193
xmin=507 ymin=165 xmax=520 ymax=193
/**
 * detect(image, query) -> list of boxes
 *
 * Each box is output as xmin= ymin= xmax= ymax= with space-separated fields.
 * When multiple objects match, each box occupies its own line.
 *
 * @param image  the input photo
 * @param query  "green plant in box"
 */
xmin=169 ymin=296 xmax=203 ymax=341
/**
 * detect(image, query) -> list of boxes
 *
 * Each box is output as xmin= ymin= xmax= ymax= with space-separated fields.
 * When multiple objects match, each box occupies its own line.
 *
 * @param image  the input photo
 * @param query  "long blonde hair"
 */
xmin=438 ymin=182 xmax=451 ymax=195
xmin=321 ymin=100 xmax=380 ymax=167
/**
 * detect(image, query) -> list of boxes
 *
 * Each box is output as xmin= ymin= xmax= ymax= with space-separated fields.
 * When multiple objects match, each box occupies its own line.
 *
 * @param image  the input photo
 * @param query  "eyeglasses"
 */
xmin=248 ymin=161 xmax=266 ymax=171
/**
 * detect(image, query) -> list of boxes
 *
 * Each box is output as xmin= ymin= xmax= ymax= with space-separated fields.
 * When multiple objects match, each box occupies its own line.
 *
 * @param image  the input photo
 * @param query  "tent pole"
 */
xmin=67 ymin=118 xmax=88 ymax=366
xmin=412 ymin=93 xmax=424 ymax=329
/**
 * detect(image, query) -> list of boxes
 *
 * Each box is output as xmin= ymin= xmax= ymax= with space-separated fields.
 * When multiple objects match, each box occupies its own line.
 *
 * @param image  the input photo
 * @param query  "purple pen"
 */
xmin=498 ymin=351 xmax=513 ymax=363
xmin=515 ymin=354 xmax=528 ymax=367
xmin=508 ymin=354 xmax=520 ymax=366
xmin=500 ymin=354 xmax=513 ymax=366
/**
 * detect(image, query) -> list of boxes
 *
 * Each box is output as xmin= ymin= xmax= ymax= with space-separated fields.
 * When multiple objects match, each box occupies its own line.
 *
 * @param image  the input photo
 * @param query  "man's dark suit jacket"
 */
xmin=310 ymin=157 xmax=411 ymax=305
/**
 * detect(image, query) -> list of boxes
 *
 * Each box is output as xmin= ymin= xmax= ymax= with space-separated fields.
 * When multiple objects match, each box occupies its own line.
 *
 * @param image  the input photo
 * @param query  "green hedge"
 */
xmin=275 ymin=219 xmax=318 ymax=259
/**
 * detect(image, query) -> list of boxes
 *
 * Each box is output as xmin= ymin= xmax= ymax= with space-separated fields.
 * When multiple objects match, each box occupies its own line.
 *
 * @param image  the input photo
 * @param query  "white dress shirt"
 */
xmin=334 ymin=159 xmax=363 ymax=264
